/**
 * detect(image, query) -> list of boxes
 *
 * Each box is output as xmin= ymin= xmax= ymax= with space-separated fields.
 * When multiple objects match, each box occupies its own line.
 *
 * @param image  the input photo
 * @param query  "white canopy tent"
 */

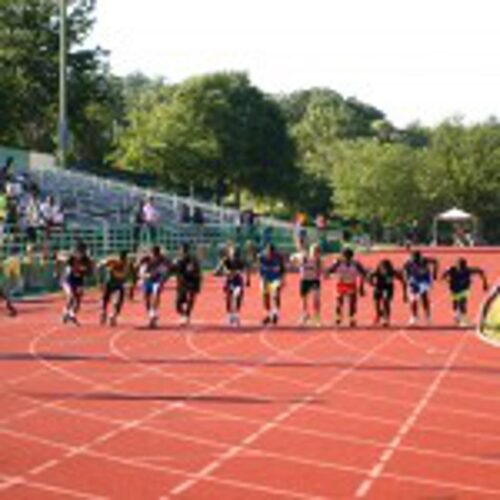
xmin=432 ymin=207 xmax=478 ymax=246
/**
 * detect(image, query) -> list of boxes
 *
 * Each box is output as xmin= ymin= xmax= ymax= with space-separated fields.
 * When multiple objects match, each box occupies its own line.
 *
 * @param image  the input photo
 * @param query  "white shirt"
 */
xmin=142 ymin=202 xmax=159 ymax=224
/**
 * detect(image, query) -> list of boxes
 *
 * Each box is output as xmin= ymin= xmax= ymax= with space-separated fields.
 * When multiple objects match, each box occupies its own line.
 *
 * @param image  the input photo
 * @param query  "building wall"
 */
xmin=0 ymin=146 xmax=55 ymax=170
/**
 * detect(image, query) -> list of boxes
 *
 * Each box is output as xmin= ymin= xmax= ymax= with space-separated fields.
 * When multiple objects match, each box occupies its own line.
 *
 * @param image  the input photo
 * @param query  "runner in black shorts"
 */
xmin=99 ymin=250 xmax=130 ymax=326
xmin=290 ymin=243 xmax=322 ymax=326
xmin=442 ymin=258 xmax=488 ymax=326
xmin=171 ymin=243 xmax=202 ymax=326
xmin=59 ymin=242 xmax=94 ymax=326
xmin=369 ymin=259 xmax=406 ymax=326
xmin=215 ymin=243 xmax=248 ymax=327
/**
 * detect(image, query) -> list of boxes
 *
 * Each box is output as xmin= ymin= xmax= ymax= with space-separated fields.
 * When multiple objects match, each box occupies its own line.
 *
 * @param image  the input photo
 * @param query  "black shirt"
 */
xmin=174 ymin=256 xmax=201 ymax=290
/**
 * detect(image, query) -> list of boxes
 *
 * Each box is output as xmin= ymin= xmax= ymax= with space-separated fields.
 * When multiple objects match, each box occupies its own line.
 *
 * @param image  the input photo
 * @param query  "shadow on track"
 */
xmin=22 ymin=391 xmax=322 ymax=406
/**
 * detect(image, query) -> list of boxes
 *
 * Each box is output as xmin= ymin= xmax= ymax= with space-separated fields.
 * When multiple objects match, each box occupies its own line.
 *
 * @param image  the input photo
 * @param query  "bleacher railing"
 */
xmin=0 ymin=221 xmax=300 ymax=298
xmin=25 ymin=163 xmax=296 ymax=231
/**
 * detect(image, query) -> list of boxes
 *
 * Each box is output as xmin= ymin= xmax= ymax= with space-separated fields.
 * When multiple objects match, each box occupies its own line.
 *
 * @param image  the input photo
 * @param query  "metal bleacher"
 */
xmin=27 ymin=165 xmax=241 ymax=228
xmin=17 ymin=164 xmax=297 ymax=255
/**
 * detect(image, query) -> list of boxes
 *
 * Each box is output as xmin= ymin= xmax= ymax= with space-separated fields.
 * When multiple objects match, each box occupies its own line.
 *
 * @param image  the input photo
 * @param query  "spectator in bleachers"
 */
xmin=5 ymin=175 xmax=23 ymax=202
xmin=24 ymin=193 xmax=43 ymax=243
xmin=142 ymin=196 xmax=159 ymax=244
xmin=5 ymin=197 xmax=19 ymax=238
xmin=180 ymin=203 xmax=191 ymax=224
xmin=0 ymin=190 xmax=7 ymax=226
xmin=41 ymin=195 xmax=64 ymax=240
xmin=193 ymin=207 xmax=204 ymax=225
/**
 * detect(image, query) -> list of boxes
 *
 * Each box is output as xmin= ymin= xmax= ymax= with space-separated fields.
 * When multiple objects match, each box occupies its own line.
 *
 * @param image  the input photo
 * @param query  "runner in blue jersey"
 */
xmin=403 ymin=250 xmax=439 ymax=325
xmin=259 ymin=244 xmax=286 ymax=325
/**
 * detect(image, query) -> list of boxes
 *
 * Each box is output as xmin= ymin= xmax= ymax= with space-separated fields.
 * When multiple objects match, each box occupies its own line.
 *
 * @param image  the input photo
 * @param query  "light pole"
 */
xmin=58 ymin=0 xmax=68 ymax=168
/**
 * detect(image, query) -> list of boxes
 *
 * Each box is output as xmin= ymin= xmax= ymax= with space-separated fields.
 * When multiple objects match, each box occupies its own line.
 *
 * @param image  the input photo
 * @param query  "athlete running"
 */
xmin=326 ymin=248 xmax=367 ymax=327
xmin=290 ymin=243 xmax=322 ymax=326
xmin=369 ymin=259 xmax=406 ymax=327
xmin=259 ymin=244 xmax=286 ymax=326
xmin=215 ymin=243 xmax=248 ymax=327
xmin=99 ymin=250 xmax=130 ymax=326
xmin=0 ymin=288 xmax=16 ymax=317
xmin=137 ymin=246 xmax=170 ymax=328
xmin=171 ymin=243 xmax=202 ymax=326
xmin=59 ymin=242 xmax=94 ymax=326
xmin=442 ymin=258 xmax=488 ymax=326
xmin=403 ymin=250 xmax=439 ymax=325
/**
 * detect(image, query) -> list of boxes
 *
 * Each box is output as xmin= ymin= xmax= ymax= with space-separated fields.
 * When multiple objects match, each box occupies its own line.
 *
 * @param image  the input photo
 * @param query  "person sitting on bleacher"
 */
xmin=24 ymin=193 xmax=43 ymax=243
xmin=40 ymin=195 xmax=64 ymax=241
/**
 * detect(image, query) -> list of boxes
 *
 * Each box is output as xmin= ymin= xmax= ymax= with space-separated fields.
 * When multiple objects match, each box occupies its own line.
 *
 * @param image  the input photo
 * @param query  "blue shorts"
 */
xmin=143 ymin=279 xmax=162 ymax=296
xmin=409 ymin=278 xmax=431 ymax=297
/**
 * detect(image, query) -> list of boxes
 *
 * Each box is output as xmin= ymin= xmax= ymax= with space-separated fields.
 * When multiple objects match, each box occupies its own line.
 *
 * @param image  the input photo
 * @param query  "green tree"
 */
xmin=0 ymin=0 xmax=118 ymax=165
xmin=421 ymin=119 xmax=500 ymax=241
xmin=116 ymin=72 xmax=297 ymax=205
xmin=278 ymin=88 xmax=386 ymax=215
xmin=333 ymin=140 xmax=426 ymax=225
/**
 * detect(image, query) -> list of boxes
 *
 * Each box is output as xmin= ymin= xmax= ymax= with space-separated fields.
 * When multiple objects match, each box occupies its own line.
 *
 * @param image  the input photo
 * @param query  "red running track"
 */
xmin=0 ymin=248 xmax=500 ymax=499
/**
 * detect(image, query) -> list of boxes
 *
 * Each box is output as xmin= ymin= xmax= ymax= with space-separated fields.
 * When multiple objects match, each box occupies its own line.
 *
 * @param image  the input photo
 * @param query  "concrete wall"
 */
xmin=0 ymin=146 xmax=55 ymax=170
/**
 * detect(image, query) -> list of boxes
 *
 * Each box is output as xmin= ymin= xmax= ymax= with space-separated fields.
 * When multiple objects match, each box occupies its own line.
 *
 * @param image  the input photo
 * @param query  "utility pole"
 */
xmin=58 ymin=0 xmax=68 ymax=168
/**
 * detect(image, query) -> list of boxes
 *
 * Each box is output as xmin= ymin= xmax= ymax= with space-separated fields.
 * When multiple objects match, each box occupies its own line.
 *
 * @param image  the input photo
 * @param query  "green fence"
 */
xmin=1 ymin=221 xmax=308 ymax=298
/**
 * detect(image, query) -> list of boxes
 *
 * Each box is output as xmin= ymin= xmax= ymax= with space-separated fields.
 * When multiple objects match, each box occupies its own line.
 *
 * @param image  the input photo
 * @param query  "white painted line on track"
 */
xmin=167 ymin=330 xmax=399 ymax=497
xmin=354 ymin=331 xmax=468 ymax=498
xmin=1 ymin=324 xmax=326 ymax=498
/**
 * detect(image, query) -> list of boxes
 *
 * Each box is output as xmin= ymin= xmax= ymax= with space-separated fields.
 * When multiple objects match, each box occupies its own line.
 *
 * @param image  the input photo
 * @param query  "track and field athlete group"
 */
xmin=0 ymin=240 xmax=492 ymax=329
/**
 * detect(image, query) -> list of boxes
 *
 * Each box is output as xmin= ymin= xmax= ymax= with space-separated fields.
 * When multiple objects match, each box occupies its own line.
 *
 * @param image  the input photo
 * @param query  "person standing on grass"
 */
xmin=58 ymin=242 xmax=94 ymax=326
xmin=403 ymin=250 xmax=439 ymax=326
xmin=99 ymin=250 xmax=130 ymax=327
xmin=138 ymin=246 xmax=170 ymax=328
xmin=215 ymin=243 xmax=248 ymax=327
xmin=259 ymin=243 xmax=286 ymax=326
xmin=290 ymin=243 xmax=323 ymax=326
xmin=326 ymin=248 xmax=367 ymax=327
xmin=369 ymin=259 xmax=406 ymax=327
xmin=171 ymin=243 xmax=202 ymax=326
xmin=442 ymin=258 xmax=489 ymax=326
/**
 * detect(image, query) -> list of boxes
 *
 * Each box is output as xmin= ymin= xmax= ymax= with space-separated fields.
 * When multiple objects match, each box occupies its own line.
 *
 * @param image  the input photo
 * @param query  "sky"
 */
xmin=92 ymin=0 xmax=500 ymax=127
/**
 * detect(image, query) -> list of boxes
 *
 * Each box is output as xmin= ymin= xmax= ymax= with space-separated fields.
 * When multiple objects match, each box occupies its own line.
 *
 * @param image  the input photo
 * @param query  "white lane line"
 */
xmin=0 ymin=472 xmax=106 ymax=499
xmin=3 ymin=407 xmax=500 ymax=499
xmin=29 ymin=459 xmax=61 ymax=476
xmin=2 ymin=330 xmax=326 ymax=496
xmin=0 ymin=476 xmax=24 ymax=491
xmin=3 ymin=319 xmax=250 ymax=428
xmin=354 ymin=332 xmax=467 ymax=498
xmin=168 ymin=331 xmax=398 ymax=497
xmin=11 ymin=384 xmax=500 ymax=472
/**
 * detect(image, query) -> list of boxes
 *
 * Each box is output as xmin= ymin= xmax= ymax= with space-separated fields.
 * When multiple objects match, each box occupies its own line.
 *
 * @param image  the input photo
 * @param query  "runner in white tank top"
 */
xmin=290 ymin=244 xmax=322 ymax=326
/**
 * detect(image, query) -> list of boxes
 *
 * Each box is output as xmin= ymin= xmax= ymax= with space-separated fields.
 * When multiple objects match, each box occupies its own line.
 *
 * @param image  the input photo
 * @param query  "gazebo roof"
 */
xmin=436 ymin=207 xmax=475 ymax=222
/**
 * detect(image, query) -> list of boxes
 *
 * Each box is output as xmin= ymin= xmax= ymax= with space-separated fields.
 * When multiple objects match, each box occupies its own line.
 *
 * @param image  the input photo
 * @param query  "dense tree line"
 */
xmin=1 ymin=1 xmax=499 ymax=241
